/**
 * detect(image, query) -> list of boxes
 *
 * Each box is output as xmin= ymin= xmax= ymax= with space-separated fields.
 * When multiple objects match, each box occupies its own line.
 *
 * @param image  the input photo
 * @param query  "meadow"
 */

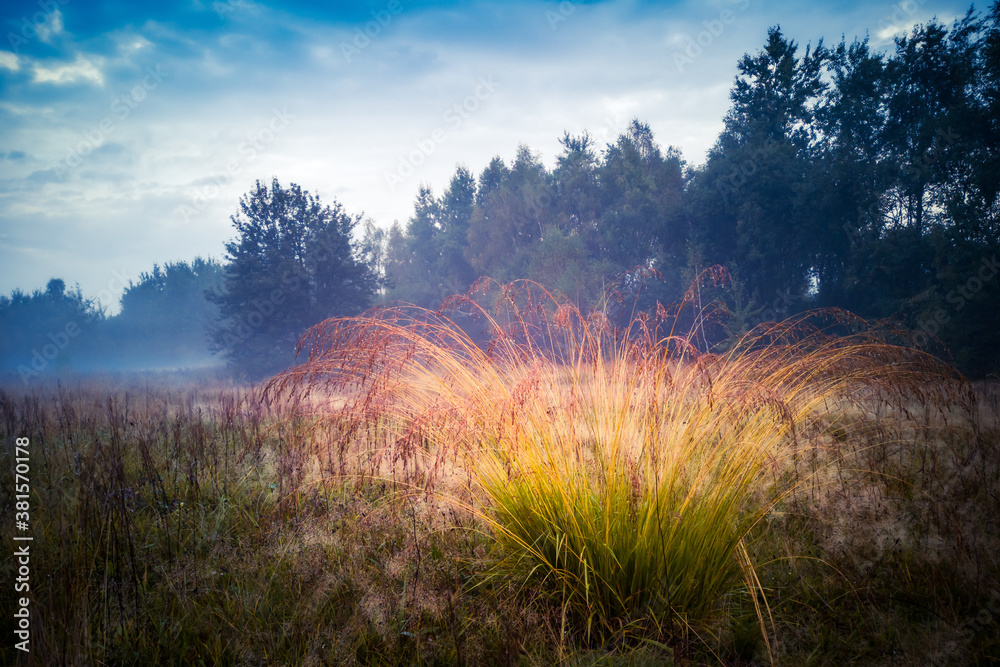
xmin=2 ymin=281 xmax=998 ymax=665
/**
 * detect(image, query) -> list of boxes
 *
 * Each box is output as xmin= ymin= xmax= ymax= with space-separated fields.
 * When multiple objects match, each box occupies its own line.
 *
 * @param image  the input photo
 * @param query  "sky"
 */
xmin=0 ymin=0 xmax=976 ymax=313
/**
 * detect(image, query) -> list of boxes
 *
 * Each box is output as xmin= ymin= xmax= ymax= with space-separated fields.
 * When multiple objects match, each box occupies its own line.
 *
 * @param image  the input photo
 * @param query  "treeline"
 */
xmin=384 ymin=11 xmax=1000 ymax=376
xmin=1 ymin=180 xmax=382 ymax=381
xmin=2 ymin=10 xmax=998 ymax=380
xmin=1 ymin=259 xmax=225 ymax=380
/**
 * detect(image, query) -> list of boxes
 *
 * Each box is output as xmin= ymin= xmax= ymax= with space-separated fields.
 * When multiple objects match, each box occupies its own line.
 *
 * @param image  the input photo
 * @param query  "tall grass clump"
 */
xmin=267 ymin=275 xmax=971 ymax=653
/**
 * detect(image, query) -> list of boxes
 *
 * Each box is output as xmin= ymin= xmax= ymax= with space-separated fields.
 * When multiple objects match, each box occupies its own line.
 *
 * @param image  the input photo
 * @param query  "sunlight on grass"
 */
xmin=2 ymin=275 xmax=992 ymax=664
xmin=266 ymin=274 xmax=971 ymax=655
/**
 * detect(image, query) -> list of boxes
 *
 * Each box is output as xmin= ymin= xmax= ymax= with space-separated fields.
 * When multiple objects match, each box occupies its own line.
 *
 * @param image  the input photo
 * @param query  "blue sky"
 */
xmin=0 ymin=0 xmax=975 ymax=311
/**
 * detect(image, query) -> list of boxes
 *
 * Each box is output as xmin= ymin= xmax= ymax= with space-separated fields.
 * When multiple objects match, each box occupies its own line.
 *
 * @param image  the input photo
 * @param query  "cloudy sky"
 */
xmin=0 ymin=0 xmax=974 ymax=312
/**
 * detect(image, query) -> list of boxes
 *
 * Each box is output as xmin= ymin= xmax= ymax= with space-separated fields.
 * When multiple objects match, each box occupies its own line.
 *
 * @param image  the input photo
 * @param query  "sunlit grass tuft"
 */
xmin=267 ymin=275 xmax=972 ymax=654
xmin=0 ymin=286 xmax=993 ymax=664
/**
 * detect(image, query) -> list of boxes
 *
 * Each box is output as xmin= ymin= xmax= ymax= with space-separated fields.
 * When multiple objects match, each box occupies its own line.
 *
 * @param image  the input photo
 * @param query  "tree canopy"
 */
xmin=3 ymin=7 xmax=998 ymax=380
xmin=209 ymin=178 xmax=379 ymax=377
xmin=378 ymin=9 xmax=1000 ymax=376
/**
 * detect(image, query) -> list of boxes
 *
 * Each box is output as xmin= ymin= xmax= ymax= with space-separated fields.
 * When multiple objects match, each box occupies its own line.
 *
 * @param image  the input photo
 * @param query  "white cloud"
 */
xmin=32 ymin=54 xmax=105 ymax=86
xmin=117 ymin=34 xmax=154 ymax=54
xmin=0 ymin=0 xmax=979 ymax=306
xmin=35 ymin=9 xmax=65 ymax=44
xmin=0 ymin=51 xmax=19 ymax=72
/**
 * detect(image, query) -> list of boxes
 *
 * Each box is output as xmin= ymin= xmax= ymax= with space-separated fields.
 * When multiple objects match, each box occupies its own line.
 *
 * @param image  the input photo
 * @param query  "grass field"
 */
xmin=2 ymin=286 xmax=999 ymax=665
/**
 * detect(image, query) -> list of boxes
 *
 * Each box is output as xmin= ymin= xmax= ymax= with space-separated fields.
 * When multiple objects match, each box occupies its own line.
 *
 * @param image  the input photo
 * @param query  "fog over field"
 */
xmin=3 ymin=0 xmax=997 ymax=382
xmin=2 ymin=3 xmax=1000 ymax=664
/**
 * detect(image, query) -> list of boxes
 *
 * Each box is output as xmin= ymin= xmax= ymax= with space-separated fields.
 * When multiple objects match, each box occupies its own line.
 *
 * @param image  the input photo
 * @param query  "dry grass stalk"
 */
xmin=266 ymin=275 xmax=973 ymax=653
